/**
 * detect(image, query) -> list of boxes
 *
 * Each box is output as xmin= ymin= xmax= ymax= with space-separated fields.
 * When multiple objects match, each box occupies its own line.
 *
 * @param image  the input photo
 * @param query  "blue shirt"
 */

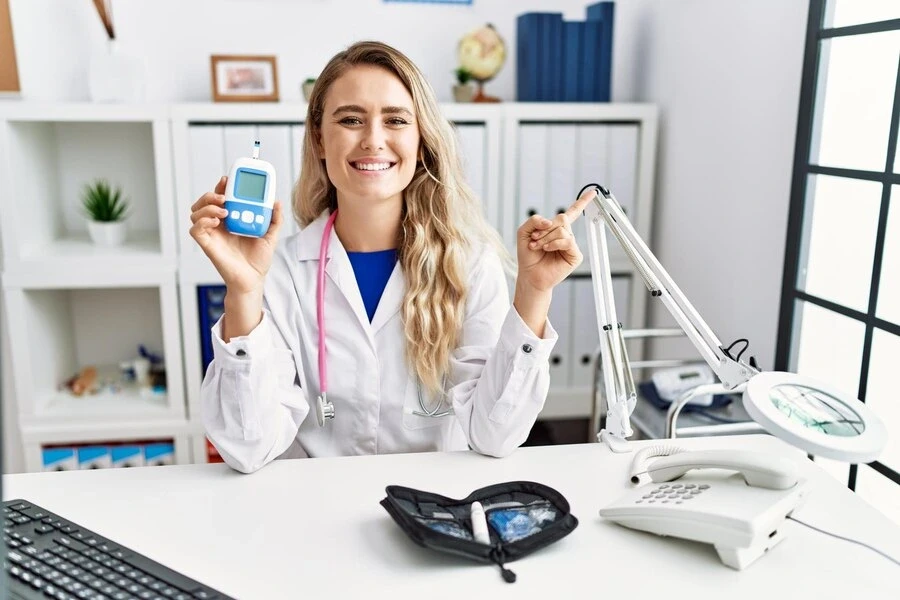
xmin=347 ymin=249 xmax=398 ymax=322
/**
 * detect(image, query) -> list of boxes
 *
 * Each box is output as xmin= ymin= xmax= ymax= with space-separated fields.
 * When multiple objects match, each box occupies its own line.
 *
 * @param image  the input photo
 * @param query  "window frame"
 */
xmin=776 ymin=0 xmax=900 ymax=489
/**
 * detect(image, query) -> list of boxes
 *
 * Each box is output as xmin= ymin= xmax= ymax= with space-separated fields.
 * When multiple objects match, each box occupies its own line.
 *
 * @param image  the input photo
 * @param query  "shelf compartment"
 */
xmin=4 ymin=285 xmax=186 ymax=428
xmin=0 ymin=119 xmax=177 ymax=276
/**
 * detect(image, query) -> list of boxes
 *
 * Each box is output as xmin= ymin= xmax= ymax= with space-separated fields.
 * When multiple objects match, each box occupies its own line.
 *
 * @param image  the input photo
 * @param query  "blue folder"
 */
xmin=586 ymin=1 xmax=615 ymax=101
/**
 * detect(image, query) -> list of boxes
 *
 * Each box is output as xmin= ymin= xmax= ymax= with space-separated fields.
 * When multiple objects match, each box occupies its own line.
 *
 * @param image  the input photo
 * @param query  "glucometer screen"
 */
xmin=235 ymin=170 xmax=266 ymax=202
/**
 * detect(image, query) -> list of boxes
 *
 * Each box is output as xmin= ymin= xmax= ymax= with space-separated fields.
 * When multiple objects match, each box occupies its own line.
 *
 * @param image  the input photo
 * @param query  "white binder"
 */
xmin=290 ymin=124 xmax=306 ymax=197
xmin=187 ymin=125 xmax=226 ymax=258
xmin=571 ymin=277 xmax=601 ymax=388
xmin=576 ymin=124 xmax=609 ymax=255
xmin=546 ymin=124 xmax=578 ymax=220
xmin=223 ymin=125 xmax=259 ymax=178
xmin=256 ymin=125 xmax=296 ymax=238
xmin=517 ymin=124 xmax=548 ymax=224
xmin=608 ymin=125 xmax=639 ymax=220
xmin=547 ymin=278 xmax=573 ymax=389
xmin=454 ymin=123 xmax=486 ymax=203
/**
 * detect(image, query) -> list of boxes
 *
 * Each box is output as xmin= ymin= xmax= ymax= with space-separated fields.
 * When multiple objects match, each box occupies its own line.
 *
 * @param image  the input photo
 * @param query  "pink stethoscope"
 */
xmin=314 ymin=210 xmax=338 ymax=426
xmin=313 ymin=209 xmax=453 ymax=427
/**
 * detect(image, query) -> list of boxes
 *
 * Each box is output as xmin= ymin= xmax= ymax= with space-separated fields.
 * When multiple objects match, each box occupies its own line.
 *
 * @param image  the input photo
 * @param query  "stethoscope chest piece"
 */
xmin=316 ymin=393 xmax=335 ymax=427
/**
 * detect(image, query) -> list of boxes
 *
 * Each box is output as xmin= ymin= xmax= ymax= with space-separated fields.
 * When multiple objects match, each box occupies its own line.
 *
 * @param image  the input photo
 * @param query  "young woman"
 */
xmin=190 ymin=41 xmax=595 ymax=473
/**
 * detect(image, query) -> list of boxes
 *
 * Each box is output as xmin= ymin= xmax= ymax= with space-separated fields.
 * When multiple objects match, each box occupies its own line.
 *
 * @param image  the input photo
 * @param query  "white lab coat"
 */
xmin=201 ymin=210 xmax=558 ymax=473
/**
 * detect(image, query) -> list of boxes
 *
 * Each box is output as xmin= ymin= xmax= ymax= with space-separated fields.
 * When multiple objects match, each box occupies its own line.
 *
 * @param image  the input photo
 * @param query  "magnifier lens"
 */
xmin=768 ymin=383 xmax=865 ymax=437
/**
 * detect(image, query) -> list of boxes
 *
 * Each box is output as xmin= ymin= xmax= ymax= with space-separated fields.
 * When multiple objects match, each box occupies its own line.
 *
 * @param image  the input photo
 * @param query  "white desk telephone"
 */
xmin=599 ymin=449 xmax=810 ymax=570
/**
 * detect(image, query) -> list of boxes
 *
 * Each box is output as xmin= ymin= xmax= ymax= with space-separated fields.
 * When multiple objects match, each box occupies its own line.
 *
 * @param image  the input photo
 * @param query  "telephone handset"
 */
xmin=645 ymin=449 xmax=799 ymax=490
xmin=600 ymin=449 xmax=810 ymax=570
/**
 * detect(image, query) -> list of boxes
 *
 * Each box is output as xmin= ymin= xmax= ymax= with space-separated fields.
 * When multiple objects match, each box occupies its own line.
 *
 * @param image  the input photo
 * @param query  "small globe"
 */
xmin=457 ymin=24 xmax=506 ymax=83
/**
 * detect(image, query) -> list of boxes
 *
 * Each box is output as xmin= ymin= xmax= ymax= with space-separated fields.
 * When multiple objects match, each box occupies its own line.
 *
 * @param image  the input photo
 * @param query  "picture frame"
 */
xmin=0 ymin=0 xmax=20 ymax=94
xmin=210 ymin=55 xmax=279 ymax=102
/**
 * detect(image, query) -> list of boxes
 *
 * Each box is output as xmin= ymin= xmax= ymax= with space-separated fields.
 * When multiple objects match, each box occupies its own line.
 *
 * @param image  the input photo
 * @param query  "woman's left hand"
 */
xmin=516 ymin=187 xmax=597 ymax=292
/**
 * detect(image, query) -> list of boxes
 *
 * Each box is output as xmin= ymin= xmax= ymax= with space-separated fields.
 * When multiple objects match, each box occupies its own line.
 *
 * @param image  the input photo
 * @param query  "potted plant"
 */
xmin=82 ymin=178 xmax=129 ymax=246
xmin=453 ymin=67 xmax=475 ymax=102
xmin=302 ymin=77 xmax=316 ymax=102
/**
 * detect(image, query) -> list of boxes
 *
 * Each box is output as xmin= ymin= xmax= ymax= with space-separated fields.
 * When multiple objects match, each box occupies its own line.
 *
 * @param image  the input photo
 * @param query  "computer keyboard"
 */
xmin=3 ymin=499 xmax=234 ymax=600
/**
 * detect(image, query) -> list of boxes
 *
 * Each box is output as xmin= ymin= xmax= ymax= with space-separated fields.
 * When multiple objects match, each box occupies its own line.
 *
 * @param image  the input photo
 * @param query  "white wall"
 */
xmin=619 ymin=0 xmax=808 ymax=369
xmin=8 ymin=0 xmax=625 ymax=103
xmin=1 ymin=0 xmax=810 ymax=469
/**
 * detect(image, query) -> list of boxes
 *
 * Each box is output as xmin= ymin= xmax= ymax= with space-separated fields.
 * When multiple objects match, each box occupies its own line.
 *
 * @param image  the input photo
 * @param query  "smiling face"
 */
xmin=316 ymin=64 xmax=421 ymax=211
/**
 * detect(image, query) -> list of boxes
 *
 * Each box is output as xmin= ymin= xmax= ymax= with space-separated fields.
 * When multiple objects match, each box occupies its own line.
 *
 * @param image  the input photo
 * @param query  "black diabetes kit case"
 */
xmin=380 ymin=481 xmax=578 ymax=582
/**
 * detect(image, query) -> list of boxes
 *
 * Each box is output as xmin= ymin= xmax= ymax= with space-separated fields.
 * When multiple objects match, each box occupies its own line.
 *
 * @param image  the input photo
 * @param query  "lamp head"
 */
xmin=742 ymin=371 xmax=887 ymax=464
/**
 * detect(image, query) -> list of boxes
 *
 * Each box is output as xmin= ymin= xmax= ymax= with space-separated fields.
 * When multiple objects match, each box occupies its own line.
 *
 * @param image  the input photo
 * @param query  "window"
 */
xmin=777 ymin=0 xmax=900 ymax=521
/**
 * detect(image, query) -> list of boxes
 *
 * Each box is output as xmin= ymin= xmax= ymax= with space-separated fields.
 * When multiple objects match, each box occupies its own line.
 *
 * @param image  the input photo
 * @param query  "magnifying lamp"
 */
xmin=582 ymin=184 xmax=887 ymax=464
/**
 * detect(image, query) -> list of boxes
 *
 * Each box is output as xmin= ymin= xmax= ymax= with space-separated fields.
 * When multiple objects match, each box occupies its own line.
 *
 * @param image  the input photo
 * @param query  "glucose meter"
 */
xmin=224 ymin=140 xmax=276 ymax=237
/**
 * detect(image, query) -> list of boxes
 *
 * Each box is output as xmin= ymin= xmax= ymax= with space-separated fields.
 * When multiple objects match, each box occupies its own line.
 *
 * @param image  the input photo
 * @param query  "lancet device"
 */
xmin=224 ymin=140 xmax=276 ymax=237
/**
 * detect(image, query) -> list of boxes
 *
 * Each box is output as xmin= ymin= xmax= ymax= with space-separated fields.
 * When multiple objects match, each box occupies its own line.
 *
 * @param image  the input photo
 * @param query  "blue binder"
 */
xmin=580 ymin=19 xmax=603 ymax=101
xmin=561 ymin=21 xmax=583 ymax=102
xmin=197 ymin=284 xmax=226 ymax=376
xmin=586 ymin=1 xmax=615 ymax=101
xmin=542 ymin=14 xmax=563 ymax=101
xmin=516 ymin=13 xmax=564 ymax=101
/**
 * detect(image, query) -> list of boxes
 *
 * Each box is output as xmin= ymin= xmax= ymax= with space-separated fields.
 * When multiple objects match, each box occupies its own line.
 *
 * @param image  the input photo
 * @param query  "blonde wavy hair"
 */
xmin=293 ymin=41 xmax=510 ymax=394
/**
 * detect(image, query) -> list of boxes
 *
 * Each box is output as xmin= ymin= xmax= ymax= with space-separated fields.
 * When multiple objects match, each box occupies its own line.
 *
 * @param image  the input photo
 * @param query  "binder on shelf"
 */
xmin=516 ymin=4 xmax=613 ymax=102
xmin=575 ymin=123 xmax=610 ymax=254
xmin=516 ymin=125 xmax=549 ymax=223
xmin=570 ymin=278 xmax=602 ymax=388
xmin=542 ymin=13 xmax=564 ymax=101
xmin=77 ymin=446 xmax=112 ymax=470
xmin=516 ymin=13 xmax=535 ymax=101
xmin=607 ymin=125 xmax=640 ymax=219
xmin=144 ymin=442 xmax=175 ymax=466
xmin=561 ymin=21 xmax=584 ymax=102
xmin=547 ymin=279 xmax=573 ymax=389
xmin=580 ymin=19 xmax=604 ymax=102
xmin=547 ymin=125 xmax=579 ymax=218
xmin=516 ymin=13 xmax=563 ymax=101
xmin=188 ymin=125 xmax=227 ymax=257
xmin=41 ymin=447 xmax=78 ymax=472
xmin=586 ymin=1 xmax=615 ymax=102
xmin=198 ymin=284 xmax=227 ymax=375
xmin=223 ymin=124 xmax=259 ymax=174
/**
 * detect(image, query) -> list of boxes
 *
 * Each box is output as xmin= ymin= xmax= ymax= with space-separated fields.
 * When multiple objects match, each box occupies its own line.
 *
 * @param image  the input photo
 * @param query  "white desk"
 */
xmin=4 ymin=435 xmax=899 ymax=599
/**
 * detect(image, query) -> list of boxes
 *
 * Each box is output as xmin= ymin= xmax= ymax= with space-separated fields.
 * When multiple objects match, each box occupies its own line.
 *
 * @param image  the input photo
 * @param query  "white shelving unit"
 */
xmin=0 ymin=104 xmax=186 ymax=471
xmin=0 ymin=101 xmax=657 ymax=470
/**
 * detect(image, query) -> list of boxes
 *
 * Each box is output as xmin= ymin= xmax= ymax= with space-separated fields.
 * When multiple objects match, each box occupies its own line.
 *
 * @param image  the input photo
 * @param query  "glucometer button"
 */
xmin=231 ymin=210 xmax=240 ymax=220
xmin=255 ymin=214 xmax=264 ymax=224
xmin=241 ymin=210 xmax=254 ymax=223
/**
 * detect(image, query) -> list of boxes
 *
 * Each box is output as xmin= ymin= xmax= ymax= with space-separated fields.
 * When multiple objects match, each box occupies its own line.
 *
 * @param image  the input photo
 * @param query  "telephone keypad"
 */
xmin=633 ymin=484 xmax=710 ymax=504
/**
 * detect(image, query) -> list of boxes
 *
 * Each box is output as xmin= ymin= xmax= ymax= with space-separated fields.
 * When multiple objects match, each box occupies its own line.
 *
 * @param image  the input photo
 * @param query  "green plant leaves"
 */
xmin=81 ymin=179 xmax=129 ymax=222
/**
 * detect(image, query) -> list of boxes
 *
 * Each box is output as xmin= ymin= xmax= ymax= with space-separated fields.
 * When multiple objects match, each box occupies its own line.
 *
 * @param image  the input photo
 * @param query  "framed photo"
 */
xmin=0 ymin=0 xmax=20 ymax=94
xmin=210 ymin=55 xmax=279 ymax=102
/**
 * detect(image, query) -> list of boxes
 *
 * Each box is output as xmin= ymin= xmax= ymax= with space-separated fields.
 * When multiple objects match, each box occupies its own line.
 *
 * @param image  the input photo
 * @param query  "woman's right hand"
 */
xmin=189 ymin=176 xmax=285 ymax=295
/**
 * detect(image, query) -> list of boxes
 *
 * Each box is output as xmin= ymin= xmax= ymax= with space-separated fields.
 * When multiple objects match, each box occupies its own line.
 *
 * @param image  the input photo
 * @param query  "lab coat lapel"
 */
xmin=325 ymin=240 xmax=375 ymax=348
xmin=296 ymin=211 xmax=376 ymax=352
xmin=370 ymin=264 xmax=404 ymax=334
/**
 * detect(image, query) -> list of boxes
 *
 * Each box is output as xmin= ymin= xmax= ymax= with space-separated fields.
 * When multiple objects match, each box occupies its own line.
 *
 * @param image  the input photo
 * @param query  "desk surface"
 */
xmin=4 ymin=435 xmax=899 ymax=599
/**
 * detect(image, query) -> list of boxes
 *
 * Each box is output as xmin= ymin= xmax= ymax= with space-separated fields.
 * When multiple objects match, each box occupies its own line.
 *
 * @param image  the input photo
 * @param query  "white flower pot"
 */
xmin=87 ymin=220 xmax=127 ymax=247
xmin=453 ymin=84 xmax=475 ymax=103
xmin=302 ymin=81 xmax=316 ymax=102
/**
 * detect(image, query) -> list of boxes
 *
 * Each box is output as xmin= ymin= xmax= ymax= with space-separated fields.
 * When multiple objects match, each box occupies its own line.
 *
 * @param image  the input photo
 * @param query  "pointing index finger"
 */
xmin=563 ymin=186 xmax=599 ymax=224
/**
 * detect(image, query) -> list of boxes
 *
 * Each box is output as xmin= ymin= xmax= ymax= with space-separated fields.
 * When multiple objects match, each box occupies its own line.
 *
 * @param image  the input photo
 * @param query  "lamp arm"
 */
xmin=583 ymin=185 xmax=760 ymax=447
